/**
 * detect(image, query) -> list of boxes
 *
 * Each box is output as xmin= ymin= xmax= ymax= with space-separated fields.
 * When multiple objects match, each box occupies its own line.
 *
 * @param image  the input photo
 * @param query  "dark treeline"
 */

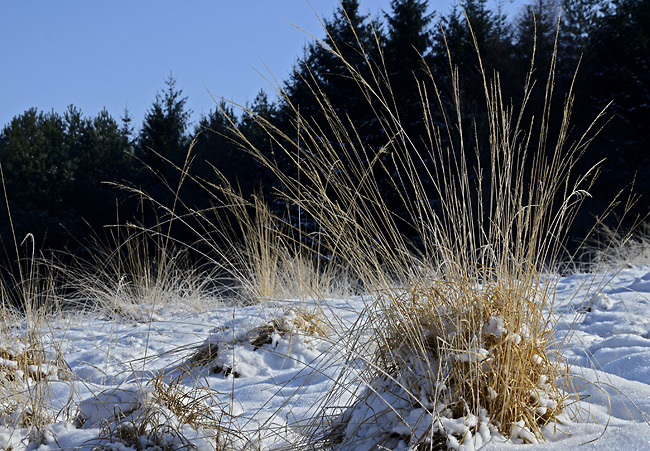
xmin=1 ymin=0 xmax=648 ymax=269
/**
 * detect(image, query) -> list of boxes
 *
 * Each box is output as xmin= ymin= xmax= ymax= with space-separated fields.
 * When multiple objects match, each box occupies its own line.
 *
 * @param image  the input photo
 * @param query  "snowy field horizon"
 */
xmin=2 ymin=260 xmax=650 ymax=450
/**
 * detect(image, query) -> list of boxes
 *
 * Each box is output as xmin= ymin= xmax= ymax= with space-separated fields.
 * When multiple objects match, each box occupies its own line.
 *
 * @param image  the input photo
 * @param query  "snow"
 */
xmin=2 ymin=267 xmax=650 ymax=450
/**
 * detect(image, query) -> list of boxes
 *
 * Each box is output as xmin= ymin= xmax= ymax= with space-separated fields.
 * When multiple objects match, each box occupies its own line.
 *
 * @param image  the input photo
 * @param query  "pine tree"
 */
xmin=136 ymin=74 xmax=192 ymax=181
xmin=432 ymin=0 xmax=503 ymax=72
xmin=121 ymin=105 xmax=136 ymax=147
xmin=70 ymin=109 xmax=135 ymax=230
xmin=240 ymin=90 xmax=276 ymax=154
xmin=0 ymin=109 xmax=73 ymax=247
xmin=512 ymin=0 xmax=560 ymax=79
xmin=282 ymin=0 xmax=380 ymax=139
xmin=431 ymin=0 xmax=512 ymax=112
xmin=554 ymin=0 xmax=606 ymax=148
xmin=191 ymin=101 xmax=240 ymax=189
xmin=0 ymin=104 xmax=141 ymax=254
xmin=560 ymin=0 xmax=604 ymax=60
xmin=276 ymin=0 xmax=383 ymax=224
xmin=581 ymin=0 xmax=650 ymax=192
xmin=428 ymin=0 xmax=513 ymax=167
xmin=383 ymin=0 xmax=434 ymax=138
xmin=0 ymin=110 xmax=61 ymax=282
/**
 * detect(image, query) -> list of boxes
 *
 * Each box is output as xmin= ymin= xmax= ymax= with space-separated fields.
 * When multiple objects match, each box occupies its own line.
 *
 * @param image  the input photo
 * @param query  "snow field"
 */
xmin=1 ymin=267 xmax=650 ymax=450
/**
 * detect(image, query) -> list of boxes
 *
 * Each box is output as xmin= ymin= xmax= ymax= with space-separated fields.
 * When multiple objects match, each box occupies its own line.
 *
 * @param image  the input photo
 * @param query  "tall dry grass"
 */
xmin=0 ymin=156 xmax=250 ymax=448
xmin=51 ymin=227 xmax=226 ymax=319
xmin=0 ymin=242 xmax=71 ymax=443
xmin=208 ymin=187 xmax=354 ymax=303
xmin=197 ymin=10 xmax=633 ymax=448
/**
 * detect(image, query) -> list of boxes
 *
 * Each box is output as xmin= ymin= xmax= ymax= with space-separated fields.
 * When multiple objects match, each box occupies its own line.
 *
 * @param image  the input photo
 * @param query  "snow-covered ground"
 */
xmin=2 ymin=265 xmax=650 ymax=450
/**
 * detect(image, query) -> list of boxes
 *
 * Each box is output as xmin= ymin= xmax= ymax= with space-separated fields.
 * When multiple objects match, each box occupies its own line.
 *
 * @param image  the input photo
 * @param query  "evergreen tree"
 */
xmin=191 ymin=101 xmax=241 ymax=190
xmin=383 ymin=0 xmax=434 ymax=138
xmin=431 ymin=0 xmax=508 ymax=74
xmin=512 ymin=0 xmax=561 ymax=80
xmin=282 ymin=0 xmax=380 ymax=139
xmin=555 ymin=0 xmax=607 ymax=153
xmin=510 ymin=0 xmax=571 ymax=154
xmin=121 ymin=105 xmax=136 ymax=147
xmin=430 ymin=0 xmax=512 ymax=112
xmin=136 ymin=75 xmax=192 ymax=184
xmin=312 ymin=0 xmax=379 ymax=110
xmin=70 ymin=109 xmax=135 ymax=230
xmin=581 ymin=0 xmax=650 ymax=194
xmin=275 ymin=0 xmax=383 ymax=226
xmin=238 ymin=90 xmax=277 ymax=195
xmin=428 ymin=0 xmax=513 ymax=167
xmin=0 ymin=106 xmax=138 ymax=253
xmin=240 ymin=90 xmax=276 ymax=155
xmin=559 ymin=0 xmax=604 ymax=63
xmin=0 ymin=109 xmax=72 ymax=247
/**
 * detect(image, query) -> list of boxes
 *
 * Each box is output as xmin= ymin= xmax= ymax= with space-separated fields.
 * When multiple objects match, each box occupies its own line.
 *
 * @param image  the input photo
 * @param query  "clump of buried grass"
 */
xmin=187 ymin=307 xmax=329 ymax=378
xmin=0 ymin=326 xmax=68 ymax=432
xmin=77 ymin=368 xmax=246 ymax=450
xmin=211 ymin=8 xmax=620 ymax=449
xmin=394 ymin=281 xmax=563 ymax=426
xmin=325 ymin=279 xmax=568 ymax=449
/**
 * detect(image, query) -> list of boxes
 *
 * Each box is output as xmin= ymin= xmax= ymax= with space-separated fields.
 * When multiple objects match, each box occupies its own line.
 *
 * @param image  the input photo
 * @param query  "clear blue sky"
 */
xmin=0 ymin=1 xmax=521 ymax=130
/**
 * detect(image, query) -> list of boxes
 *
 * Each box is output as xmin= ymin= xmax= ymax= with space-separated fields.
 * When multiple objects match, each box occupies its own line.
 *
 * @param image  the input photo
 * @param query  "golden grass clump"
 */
xmin=0 ymin=243 xmax=71 ymax=437
xmin=0 ymin=319 xmax=71 ymax=437
xmin=49 ymin=227 xmax=225 ymax=320
xmin=318 ymin=280 xmax=569 ymax=448
xmin=0 ymin=339 xmax=61 ymax=429
xmin=208 ymin=187 xmax=353 ymax=304
xmin=377 ymin=280 xmax=564 ymax=436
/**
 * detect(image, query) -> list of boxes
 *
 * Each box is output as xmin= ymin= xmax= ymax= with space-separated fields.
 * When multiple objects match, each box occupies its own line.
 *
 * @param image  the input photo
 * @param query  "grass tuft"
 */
xmin=188 ymin=306 xmax=329 ymax=378
xmin=78 ymin=369 xmax=246 ymax=450
xmin=199 ymin=5 xmax=630 ymax=448
xmin=51 ymin=228 xmax=225 ymax=319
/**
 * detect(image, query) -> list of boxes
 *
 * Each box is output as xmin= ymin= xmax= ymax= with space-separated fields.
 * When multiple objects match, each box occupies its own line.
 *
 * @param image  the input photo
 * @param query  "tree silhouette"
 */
xmin=384 ymin=0 xmax=434 ymax=138
xmin=136 ymin=75 xmax=192 ymax=186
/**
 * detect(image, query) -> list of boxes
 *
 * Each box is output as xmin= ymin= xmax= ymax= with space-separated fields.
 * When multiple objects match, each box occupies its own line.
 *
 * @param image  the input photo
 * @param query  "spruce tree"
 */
xmin=0 ymin=109 xmax=72 ymax=246
xmin=384 ymin=0 xmax=434 ymax=137
xmin=428 ymin=0 xmax=513 ymax=165
xmin=582 ymin=0 xmax=650 ymax=195
xmin=70 ymin=109 xmax=134 ymax=230
xmin=276 ymin=0 xmax=382 ymax=226
xmin=431 ymin=0 xmax=504 ymax=74
xmin=559 ymin=0 xmax=604 ymax=63
xmin=512 ymin=0 xmax=560 ymax=80
xmin=191 ymin=101 xmax=240 ymax=190
xmin=136 ymin=75 xmax=192 ymax=182
xmin=282 ymin=0 xmax=380 ymax=139
xmin=430 ymin=0 xmax=512 ymax=113
xmin=120 ymin=106 xmax=136 ymax=147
